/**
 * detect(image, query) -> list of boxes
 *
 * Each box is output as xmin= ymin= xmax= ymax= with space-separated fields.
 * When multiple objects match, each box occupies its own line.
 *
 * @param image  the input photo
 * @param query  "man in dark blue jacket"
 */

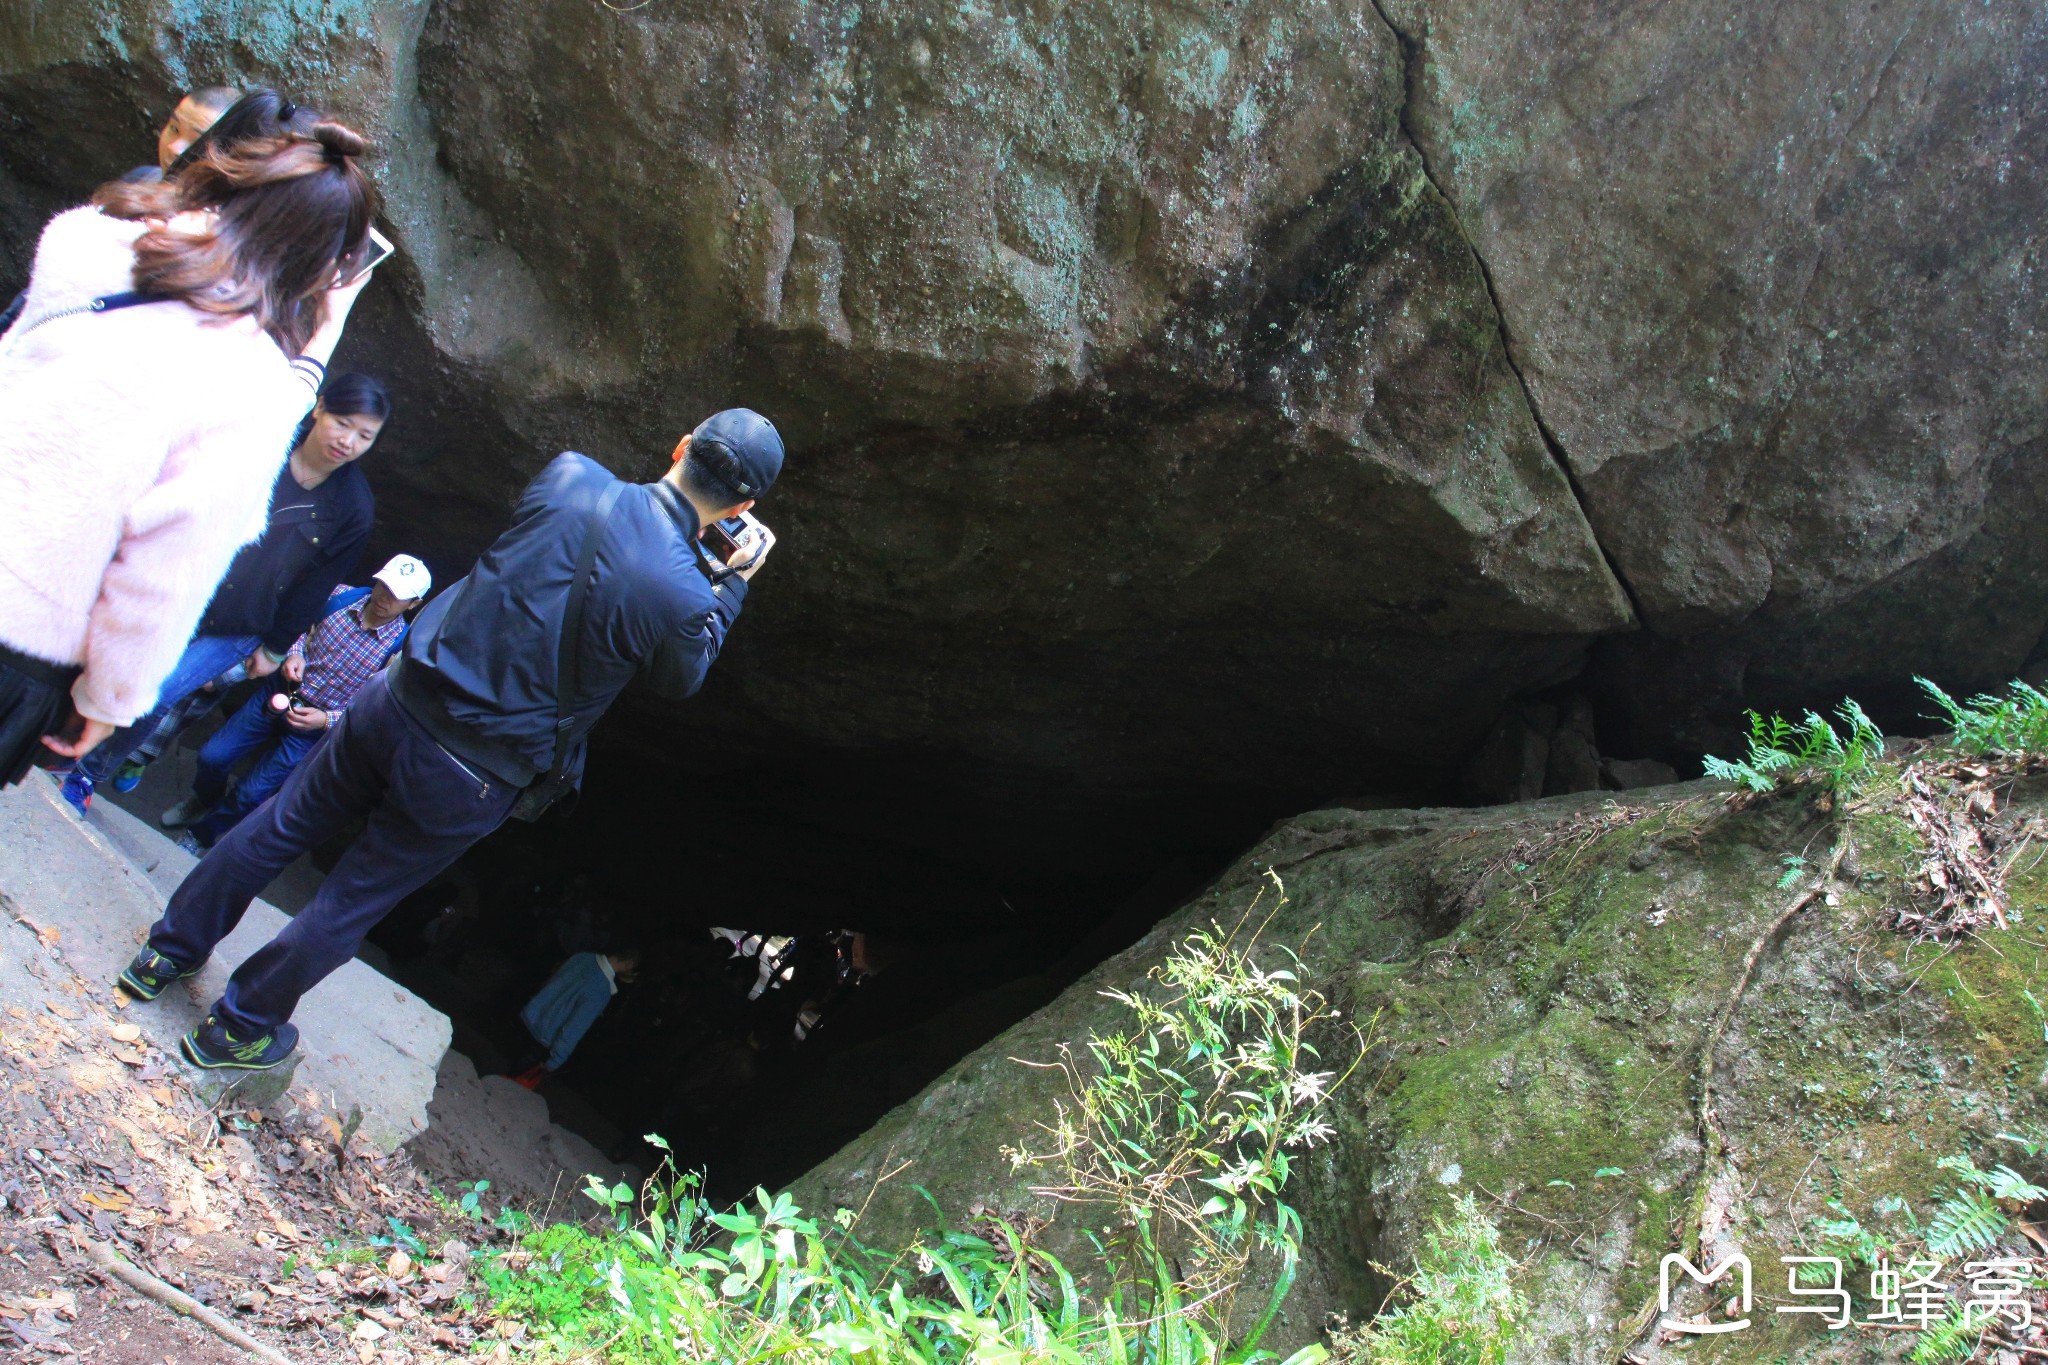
xmin=121 ymin=409 xmax=785 ymax=1071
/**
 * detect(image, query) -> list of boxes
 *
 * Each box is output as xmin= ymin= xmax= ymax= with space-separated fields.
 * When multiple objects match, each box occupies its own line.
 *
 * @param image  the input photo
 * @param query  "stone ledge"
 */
xmin=0 ymin=778 xmax=449 ymax=1151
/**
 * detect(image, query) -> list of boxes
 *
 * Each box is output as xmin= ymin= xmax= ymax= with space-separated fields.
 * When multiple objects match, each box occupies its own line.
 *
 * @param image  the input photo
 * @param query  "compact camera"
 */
xmin=702 ymin=511 xmax=762 ymax=564
xmin=268 ymin=688 xmax=311 ymax=714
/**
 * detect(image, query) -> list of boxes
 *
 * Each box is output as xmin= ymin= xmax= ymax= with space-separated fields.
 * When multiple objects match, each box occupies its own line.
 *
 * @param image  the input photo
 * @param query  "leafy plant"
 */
xmin=1916 ymin=676 xmax=2048 ymax=755
xmin=456 ymin=1179 xmax=491 ymax=1220
xmin=1796 ymin=1201 xmax=1888 ymax=1285
xmin=1923 ymin=1154 xmax=2047 ymax=1258
xmin=368 ymin=1216 xmax=426 ymax=1258
xmin=474 ymin=903 xmax=1354 ymax=1365
xmin=1907 ymin=1309 xmax=1984 ymax=1364
xmin=1702 ymin=701 xmax=1885 ymax=796
xmin=474 ymin=1222 xmax=620 ymax=1339
xmin=1010 ymin=882 xmax=1360 ymax=1363
xmin=1997 ymin=1123 xmax=2048 ymax=1158
xmin=1325 ymin=1194 xmax=1524 ymax=1365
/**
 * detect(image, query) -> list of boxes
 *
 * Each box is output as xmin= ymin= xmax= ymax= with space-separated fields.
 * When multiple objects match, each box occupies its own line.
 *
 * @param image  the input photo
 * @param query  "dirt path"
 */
xmin=0 ymin=907 xmax=536 ymax=1364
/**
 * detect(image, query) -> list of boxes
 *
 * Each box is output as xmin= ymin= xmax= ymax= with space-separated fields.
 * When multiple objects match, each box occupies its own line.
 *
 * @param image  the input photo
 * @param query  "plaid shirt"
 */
xmin=287 ymin=587 xmax=407 ymax=715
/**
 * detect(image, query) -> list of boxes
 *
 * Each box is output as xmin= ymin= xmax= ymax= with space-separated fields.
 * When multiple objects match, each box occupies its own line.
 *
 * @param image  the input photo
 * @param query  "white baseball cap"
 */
xmin=373 ymin=554 xmax=432 ymax=600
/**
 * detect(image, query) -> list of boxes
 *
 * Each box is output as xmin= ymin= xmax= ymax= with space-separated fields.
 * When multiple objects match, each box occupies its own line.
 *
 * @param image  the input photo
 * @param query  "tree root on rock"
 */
xmin=1616 ymin=835 xmax=1851 ymax=1355
xmin=71 ymin=1230 xmax=300 ymax=1365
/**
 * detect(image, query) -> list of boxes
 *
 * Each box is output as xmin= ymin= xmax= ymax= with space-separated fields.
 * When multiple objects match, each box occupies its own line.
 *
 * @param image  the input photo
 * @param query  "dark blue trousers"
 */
xmin=186 ymin=686 xmax=323 ymax=848
xmin=150 ymin=670 xmax=517 ymax=1035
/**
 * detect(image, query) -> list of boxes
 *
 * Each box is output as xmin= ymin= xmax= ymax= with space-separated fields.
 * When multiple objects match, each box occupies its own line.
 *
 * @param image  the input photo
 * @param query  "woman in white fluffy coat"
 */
xmin=0 ymin=115 xmax=379 ymax=783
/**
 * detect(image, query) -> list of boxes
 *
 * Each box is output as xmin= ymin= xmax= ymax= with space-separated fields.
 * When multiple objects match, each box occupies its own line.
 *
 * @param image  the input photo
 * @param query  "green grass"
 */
xmin=473 ymin=895 xmax=1352 ymax=1363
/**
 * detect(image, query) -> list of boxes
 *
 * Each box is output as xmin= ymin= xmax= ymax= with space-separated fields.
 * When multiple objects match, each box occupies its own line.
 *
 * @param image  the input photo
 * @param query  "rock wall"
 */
xmin=1 ymin=0 xmax=2043 ymax=829
xmin=795 ymin=773 xmax=2048 ymax=1359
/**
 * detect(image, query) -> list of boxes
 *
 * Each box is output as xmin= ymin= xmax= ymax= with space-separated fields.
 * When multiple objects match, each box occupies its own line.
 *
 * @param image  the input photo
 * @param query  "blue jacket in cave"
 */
xmin=519 ymin=952 xmax=617 ymax=1071
xmin=389 ymin=452 xmax=746 ymax=789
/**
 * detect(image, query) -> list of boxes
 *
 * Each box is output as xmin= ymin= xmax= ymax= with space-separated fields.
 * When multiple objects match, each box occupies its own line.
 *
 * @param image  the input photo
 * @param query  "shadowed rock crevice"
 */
xmin=1363 ymin=0 xmax=1649 ymax=632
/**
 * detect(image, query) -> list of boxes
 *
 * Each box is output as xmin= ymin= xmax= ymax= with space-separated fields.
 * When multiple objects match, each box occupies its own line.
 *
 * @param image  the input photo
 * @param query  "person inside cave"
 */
xmin=60 ymin=373 xmax=392 ymax=814
xmin=509 ymin=947 xmax=643 ymax=1088
xmin=118 ymin=408 xmax=786 ymax=1073
xmin=138 ymin=84 xmax=244 ymax=182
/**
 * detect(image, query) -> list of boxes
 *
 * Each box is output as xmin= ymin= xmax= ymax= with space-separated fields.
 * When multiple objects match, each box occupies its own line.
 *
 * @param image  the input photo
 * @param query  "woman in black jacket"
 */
xmin=60 ymin=373 xmax=388 ymax=812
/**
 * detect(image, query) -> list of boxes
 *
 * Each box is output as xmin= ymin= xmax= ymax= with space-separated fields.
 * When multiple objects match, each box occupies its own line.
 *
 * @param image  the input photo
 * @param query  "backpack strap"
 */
xmin=541 ymin=480 xmax=628 ymax=786
xmin=329 ymin=585 xmax=373 ymax=615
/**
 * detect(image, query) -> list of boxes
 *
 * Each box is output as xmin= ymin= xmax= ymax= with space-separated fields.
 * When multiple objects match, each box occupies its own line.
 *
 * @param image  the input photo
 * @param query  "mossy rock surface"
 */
xmin=798 ymin=770 xmax=2048 ymax=1360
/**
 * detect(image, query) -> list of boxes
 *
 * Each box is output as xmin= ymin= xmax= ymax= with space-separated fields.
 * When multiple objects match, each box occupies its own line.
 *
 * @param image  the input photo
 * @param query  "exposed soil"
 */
xmin=0 ymin=909 xmax=554 ymax=1365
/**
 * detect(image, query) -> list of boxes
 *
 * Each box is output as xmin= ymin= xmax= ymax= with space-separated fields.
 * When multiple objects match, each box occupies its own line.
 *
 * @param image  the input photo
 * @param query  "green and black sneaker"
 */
xmin=179 ymin=1015 xmax=300 ymax=1072
xmin=116 ymin=946 xmax=201 ymax=1002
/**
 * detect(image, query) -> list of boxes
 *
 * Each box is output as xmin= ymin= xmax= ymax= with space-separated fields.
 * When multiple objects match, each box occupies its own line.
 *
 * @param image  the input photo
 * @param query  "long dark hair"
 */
xmin=292 ymin=372 xmax=392 ymax=448
xmin=165 ymin=88 xmax=319 ymax=177
xmin=92 ymin=111 xmax=376 ymax=355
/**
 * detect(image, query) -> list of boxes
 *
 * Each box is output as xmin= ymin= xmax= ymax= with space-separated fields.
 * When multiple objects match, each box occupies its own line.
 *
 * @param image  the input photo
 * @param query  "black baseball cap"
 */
xmin=690 ymin=408 xmax=784 ymax=499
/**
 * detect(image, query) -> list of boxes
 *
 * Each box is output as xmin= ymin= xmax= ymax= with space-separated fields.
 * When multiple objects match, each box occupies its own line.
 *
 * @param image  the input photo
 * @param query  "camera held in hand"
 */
xmin=269 ymin=688 xmax=310 ymax=714
xmin=702 ymin=511 xmax=765 ymax=566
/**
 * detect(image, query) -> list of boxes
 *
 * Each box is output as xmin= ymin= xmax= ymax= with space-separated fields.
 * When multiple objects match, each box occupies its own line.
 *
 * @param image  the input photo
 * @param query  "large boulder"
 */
xmin=796 ymin=768 xmax=2048 ymax=1359
xmin=1 ymin=0 xmax=2041 ymax=835
xmin=1379 ymin=0 xmax=2048 ymax=749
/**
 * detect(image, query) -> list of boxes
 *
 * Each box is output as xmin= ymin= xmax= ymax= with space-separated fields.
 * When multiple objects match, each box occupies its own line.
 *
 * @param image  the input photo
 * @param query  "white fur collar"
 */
xmin=19 ymin=206 xmax=146 ymax=319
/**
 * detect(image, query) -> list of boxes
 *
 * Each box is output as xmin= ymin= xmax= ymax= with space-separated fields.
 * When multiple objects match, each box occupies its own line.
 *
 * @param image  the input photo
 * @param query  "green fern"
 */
xmin=1937 ymin=1153 xmax=2048 ymax=1203
xmin=1917 ymin=676 xmax=2048 ymax=755
xmin=1909 ymin=1310 xmax=1985 ymax=1364
xmin=1925 ymin=1188 xmax=2008 ymax=1258
xmin=1327 ymin=1194 xmax=1525 ymax=1365
xmin=1798 ymin=1204 xmax=1887 ymax=1284
xmin=1985 ymin=1164 xmax=2048 ymax=1202
xmin=1702 ymin=700 xmax=1885 ymax=796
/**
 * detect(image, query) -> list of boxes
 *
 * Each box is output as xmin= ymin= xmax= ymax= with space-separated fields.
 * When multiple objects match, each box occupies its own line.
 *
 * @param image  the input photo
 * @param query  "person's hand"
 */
xmin=283 ymin=703 xmax=330 ymax=733
xmin=282 ymin=654 xmax=306 ymax=684
xmin=42 ymin=717 xmax=116 ymax=760
xmin=327 ymin=261 xmax=376 ymax=310
xmin=300 ymin=250 xmax=380 ymax=368
xmin=732 ymin=519 xmax=777 ymax=582
xmin=245 ymin=649 xmax=281 ymax=680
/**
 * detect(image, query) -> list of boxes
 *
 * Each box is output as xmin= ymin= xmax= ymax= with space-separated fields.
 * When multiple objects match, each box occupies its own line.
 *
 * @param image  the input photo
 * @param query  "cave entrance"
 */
xmin=366 ymin=733 xmax=1280 ymax=1201
xmin=96 ymin=708 xmax=1295 ymax=1202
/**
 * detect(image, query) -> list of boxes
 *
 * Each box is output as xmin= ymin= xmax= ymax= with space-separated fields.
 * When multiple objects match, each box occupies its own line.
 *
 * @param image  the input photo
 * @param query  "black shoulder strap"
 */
xmin=6 ymin=290 xmax=170 ymax=345
xmin=91 ymin=291 xmax=164 ymax=314
xmin=545 ymin=480 xmax=628 ymax=782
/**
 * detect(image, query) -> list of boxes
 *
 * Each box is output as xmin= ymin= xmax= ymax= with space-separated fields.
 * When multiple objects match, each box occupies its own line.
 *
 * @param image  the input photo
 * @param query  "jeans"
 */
xmin=149 ymin=670 xmax=518 ymax=1035
xmin=79 ymin=633 xmax=261 ymax=783
xmin=184 ymin=686 xmax=323 ymax=847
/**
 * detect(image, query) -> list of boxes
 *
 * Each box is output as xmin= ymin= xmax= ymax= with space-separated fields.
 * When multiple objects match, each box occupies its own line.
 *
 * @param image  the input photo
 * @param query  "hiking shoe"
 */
xmin=110 ymin=760 xmax=148 ymax=793
xmin=117 ymin=946 xmax=201 ymax=1002
xmin=57 ymin=768 xmax=93 ymax=815
xmin=160 ymin=794 xmax=211 ymax=828
xmin=179 ymin=1015 xmax=299 ymax=1071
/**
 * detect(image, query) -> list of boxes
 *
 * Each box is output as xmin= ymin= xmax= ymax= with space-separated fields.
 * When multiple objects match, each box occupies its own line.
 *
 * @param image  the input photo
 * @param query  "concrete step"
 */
xmin=0 ymin=777 xmax=448 ymax=1151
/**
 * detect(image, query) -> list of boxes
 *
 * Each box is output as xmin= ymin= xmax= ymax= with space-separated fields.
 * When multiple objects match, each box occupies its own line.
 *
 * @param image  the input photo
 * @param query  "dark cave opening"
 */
xmin=349 ymin=723 xmax=1297 ymax=1202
